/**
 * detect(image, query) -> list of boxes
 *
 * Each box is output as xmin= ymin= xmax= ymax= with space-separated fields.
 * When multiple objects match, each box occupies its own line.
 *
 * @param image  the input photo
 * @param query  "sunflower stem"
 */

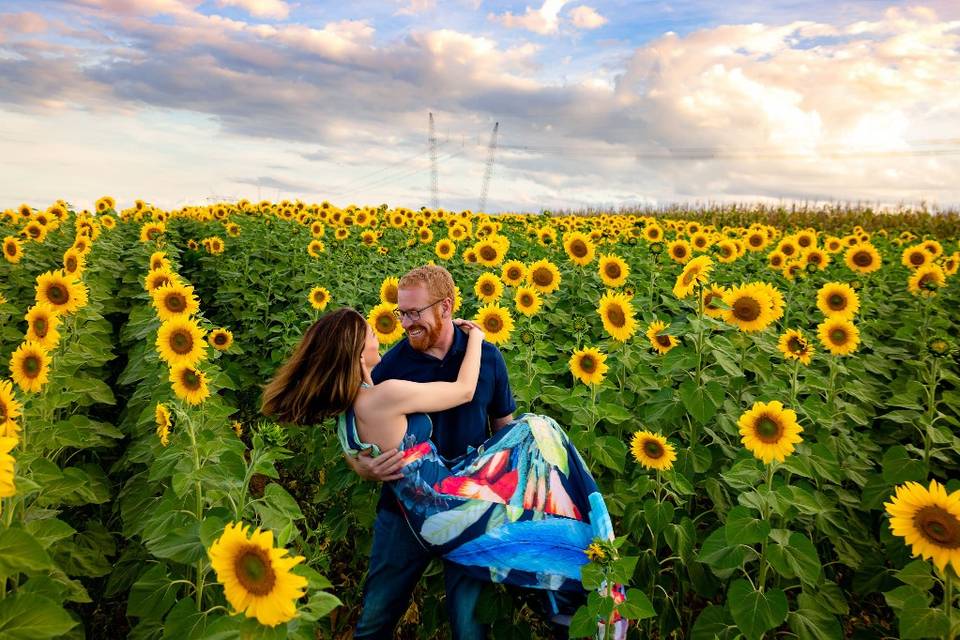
xmin=757 ymin=463 xmax=775 ymax=593
xmin=790 ymin=359 xmax=800 ymax=408
xmin=944 ymin=566 xmax=957 ymax=640
xmin=694 ymin=283 xmax=705 ymax=389
xmin=922 ymin=359 xmax=939 ymax=467
xmin=185 ymin=409 xmax=206 ymax=611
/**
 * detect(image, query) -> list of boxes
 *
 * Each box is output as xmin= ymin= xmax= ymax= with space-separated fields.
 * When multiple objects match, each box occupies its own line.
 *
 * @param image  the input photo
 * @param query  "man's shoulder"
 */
xmin=480 ymin=340 xmax=507 ymax=360
xmin=373 ymin=339 xmax=411 ymax=375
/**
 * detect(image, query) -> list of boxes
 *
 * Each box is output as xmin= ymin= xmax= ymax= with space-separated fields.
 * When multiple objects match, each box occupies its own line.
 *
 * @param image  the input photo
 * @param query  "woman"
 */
xmin=262 ymin=308 xmax=627 ymax=637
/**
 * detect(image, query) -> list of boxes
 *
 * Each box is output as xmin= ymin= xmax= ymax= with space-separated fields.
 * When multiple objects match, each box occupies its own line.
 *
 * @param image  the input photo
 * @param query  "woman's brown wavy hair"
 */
xmin=261 ymin=307 xmax=367 ymax=425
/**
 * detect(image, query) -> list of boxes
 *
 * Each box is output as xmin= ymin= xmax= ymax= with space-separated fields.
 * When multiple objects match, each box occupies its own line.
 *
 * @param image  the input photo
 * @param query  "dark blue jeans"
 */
xmin=354 ymin=508 xmax=487 ymax=639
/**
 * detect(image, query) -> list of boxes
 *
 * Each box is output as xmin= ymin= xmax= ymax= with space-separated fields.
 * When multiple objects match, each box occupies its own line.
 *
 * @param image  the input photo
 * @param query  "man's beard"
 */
xmin=407 ymin=308 xmax=444 ymax=351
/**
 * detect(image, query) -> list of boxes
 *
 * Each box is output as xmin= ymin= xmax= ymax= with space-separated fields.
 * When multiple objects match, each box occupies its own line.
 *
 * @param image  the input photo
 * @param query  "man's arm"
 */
xmin=343 ymin=449 xmax=405 ymax=482
xmin=491 ymin=414 xmax=514 ymax=432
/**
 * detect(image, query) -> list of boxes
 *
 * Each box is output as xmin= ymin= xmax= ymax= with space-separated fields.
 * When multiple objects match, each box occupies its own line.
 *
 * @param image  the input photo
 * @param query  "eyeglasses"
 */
xmin=393 ymin=299 xmax=444 ymax=322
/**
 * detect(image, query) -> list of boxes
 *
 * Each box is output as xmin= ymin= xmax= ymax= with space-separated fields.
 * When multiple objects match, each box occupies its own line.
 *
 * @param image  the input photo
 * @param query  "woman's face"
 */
xmin=361 ymin=323 xmax=381 ymax=370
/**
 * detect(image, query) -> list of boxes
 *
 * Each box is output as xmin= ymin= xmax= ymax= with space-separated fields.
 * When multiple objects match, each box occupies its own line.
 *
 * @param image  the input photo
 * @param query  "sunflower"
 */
xmin=307 ymin=240 xmax=325 ymax=257
xmin=701 ymin=285 xmax=728 ymax=319
xmin=308 ymin=286 xmax=330 ymax=311
xmin=334 ymin=227 xmax=349 ymax=241
xmin=803 ymin=248 xmax=829 ymax=271
xmin=3 ymin=236 xmax=23 ymax=264
xmin=537 ymin=226 xmax=557 ymax=247
xmin=144 ymin=267 xmax=178 ymax=293
xmin=738 ymin=400 xmax=803 ymax=464
xmin=673 ymin=255 xmax=713 ymax=299
xmin=767 ymin=251 xmax=786 ymax=270
xmin=629 ymin=431 xmax=676 ymax=471
xmin=156 ymin=403 xmax=172 ymax=447
xmin=723 ymin=284 xmax=774 ymax=333
xmin=0 ymin=380 xmax=22 ymax=438
xmin=62 ymin=247 xmax=86 ymax=277
xmin=149 ymin=251 xmax=169 ymax=272
xmin=921 ymin=239 xmax=943 ymax=258
xmin=643 ymin=224 xmax=663 ymax=243
xmin=0 ymin=436 xmax=16 ymax=498
xmin=667 ymin=239 xmax=692 ymax=264
xmin=908 ymin=264 xmax=946 ymax=297
xmin=435 ymin=239 xmax=456 ymax=261
xmin=817 ymin=318 xmax=860 ymax=356
xmin=208 ymin=328 xmax=234 ymax=351
xmin=208 ymin=521 xmax=308 ymax=627
xmin=569 ymin=347 xmax=608 ymax=386
xmin=844 ymin=243 xmax=882 ymax=274
xmin=513 ymin=286 xmax=542 ymax=317
xmin=816 ymin=282 xmax=859 ymax=320
xmin=156 ymin=317 xmax=206 ymax=368
xmin=645 ymin=320 xmax=677 ymax=354
xmin=942 ymin=253 xmax=959 ymax=276
xmin=206 ymin=237 xmax=225 ymax=254
xmin=463 ymin=248 xmax=478 ymax=264
xmin=24 ymin=304 xmax=61 ymax=350
xmin=169 ymin=365 xmax=210 ymax=405
xmin=367 ymin=303 xmax=404 ymax=345
xmin=379 ymin=277 xmax=399 ymax=306
xmin=597 ymin=291 xmax=636 ymax=342
xmin=500 ymin=260 xmax=526 ymax=287
xmin=475 ymin=304 xmax=514 ymax=345
xmin=526 ymin=259 xmax=562 ymax=295
xmin=746 ymin=230 xmax=768 ymax=252
xmin=151 ymin=282 xmax=200 ymax=321
xmin=714 ymin=239 xmax=738 ymax=263
xmin=562 ymin=231 xmax=595 ymax=266
xmin=597 ymin=254 xmax=629 ymax=288
xmin=885 ymin=480 xmax=960 ymax=574
xmin=901 ymin=246 xmax=931 ymax=270
xmin=474 ymin=273 xmax=504 ymax=304
xmin=35 ymin=270 xmax=88 ymax=316
xmin=10 ymin=341 xmax=51 ymax=393
xmin=139 ymin=222 xmax=165 ymax=243
xmin=777 ymin=329 xmax=814 ymax=365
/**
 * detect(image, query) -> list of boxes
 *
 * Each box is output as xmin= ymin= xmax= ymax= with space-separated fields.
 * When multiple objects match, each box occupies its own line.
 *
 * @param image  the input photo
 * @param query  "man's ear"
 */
xmin=441 ymin=297 xmax=453 ymax=318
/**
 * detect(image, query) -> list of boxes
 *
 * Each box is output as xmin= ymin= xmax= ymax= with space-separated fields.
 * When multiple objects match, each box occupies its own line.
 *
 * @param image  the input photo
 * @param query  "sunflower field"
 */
xmin=0 ymin=198 xmax=959 ymax=640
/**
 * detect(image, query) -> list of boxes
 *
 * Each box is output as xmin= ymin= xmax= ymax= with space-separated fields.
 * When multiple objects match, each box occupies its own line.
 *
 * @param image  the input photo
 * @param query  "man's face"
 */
xmin=397 ymin=284 xmax=445 ymax=352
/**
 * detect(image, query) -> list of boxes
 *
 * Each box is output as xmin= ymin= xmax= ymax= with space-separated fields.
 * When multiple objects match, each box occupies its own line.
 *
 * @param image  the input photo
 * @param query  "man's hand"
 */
xmin=343 ymin=449 xmax=405 ymax=482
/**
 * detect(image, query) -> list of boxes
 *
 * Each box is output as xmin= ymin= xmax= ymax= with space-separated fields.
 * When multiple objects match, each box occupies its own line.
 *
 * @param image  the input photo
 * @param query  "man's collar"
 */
xmin=448 ymin=321 xmax=467 ymax=355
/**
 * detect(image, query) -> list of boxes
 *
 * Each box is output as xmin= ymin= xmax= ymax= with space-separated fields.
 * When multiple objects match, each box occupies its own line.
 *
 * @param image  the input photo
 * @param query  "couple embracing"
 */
xmin=263 ymin=265 xmax=627 ymax=639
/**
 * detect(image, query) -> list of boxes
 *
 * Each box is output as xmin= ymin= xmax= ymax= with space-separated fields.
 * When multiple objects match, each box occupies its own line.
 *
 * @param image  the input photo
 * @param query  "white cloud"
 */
xmin=569 ymin=5 xmax=606 ymax=30
xmin=395 ymin=0 xmax=437 ymax=16
xmin=490 ymin=0 xmax=569 ymax=35
xmin=217 ymin=0 xmax=290 ymax=20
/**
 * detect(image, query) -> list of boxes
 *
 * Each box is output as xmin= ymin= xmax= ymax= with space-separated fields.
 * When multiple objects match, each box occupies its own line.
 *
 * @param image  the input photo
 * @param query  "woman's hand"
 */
xmin=453 ymin=318 xmax=484 ymax=337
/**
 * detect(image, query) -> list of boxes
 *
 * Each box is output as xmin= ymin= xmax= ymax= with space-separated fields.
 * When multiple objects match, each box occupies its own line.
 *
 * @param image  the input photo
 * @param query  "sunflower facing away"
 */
xmin=513 ymin=286 xmax=542 ymax=317
xmin=10 ymin=341 xmax=51 ymax=393
xmin=569 ymin=347 xmax=609 ymax=386
xmin=367 ymin=303 xmax=404 ymax=345
xmin=673 ymin=255 xmax=713 ymax=299
xmin=169 ymin=365 xmax=210 ymax=405
xmin=884 ymin=480 xmax=960 ymax=574
xmin=844 ymin=243 xmax=882 ymax=274
xmin=817 ymin=318 xmax=860 ymax=356
xmin=0 ymin=380 xmax=22 ymax=438
xmin=208 ymin=328 xmax=234 ymax=351
xmin=308 ymin=286 xmax=330 ymax=311
xmin=816 ymin=282 xmax=860 ymax=320
xmin=563 ymin=231 xmax=596 ymax=266
xmin=723 ymin=284 xmax=774 ymax=333
xmin=155 ymin=403 xmax=171 ymax=447
xmin=500 ymin=260 xmax=526 ymax=287
xmin=35 ymin=270 xmax=88 ymax=316
xmin=738 ymin=400 xmax=803 ymax=464
xmin=208 ymin=521 xmax=308 ymax=627
xmin=475 ymin=304 xmax=514 ymax=345
xmin=597 ymin=254 xmax=629 ymax=288
xmin=908 ymin=264 xmax=946 ymax=297
xmin=526 ymin=259 xmax=562 ymax=295
xmin=646 ymin=320 xmax=677 ymax=355
xmin=0 ymin=436 xmax=17 ymax=499
xmin=156 ymin=317 xmax=207 ymax=368
xmin=474 ymin=273 xmax=504 ymax=304
xmin=598 ymin=291 xmax=637 ymax=342
xmin=152 ymin=282 xmax=200 ymax=321
xmin=630 ymin=431 xmax=677 ymax=471
xmin=778 ymin=329 xmax=814 ymax=365
xmin=24 ymin=304 xmax=61 ymax=350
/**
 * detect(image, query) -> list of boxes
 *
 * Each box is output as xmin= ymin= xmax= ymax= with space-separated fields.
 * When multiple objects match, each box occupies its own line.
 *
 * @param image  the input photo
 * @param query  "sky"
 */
xmin=1 ymin=0 xmax=959 ymax=213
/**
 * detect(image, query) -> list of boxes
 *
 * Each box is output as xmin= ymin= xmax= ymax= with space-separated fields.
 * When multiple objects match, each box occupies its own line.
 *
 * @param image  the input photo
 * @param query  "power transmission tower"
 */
xmin=428 ymin=112 xmax=439 ymax=209
xmin=478 ymin=122 xmax=499 ymax=213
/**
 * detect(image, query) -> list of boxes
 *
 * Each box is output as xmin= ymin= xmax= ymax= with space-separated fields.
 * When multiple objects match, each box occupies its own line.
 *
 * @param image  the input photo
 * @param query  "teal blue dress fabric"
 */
xmin=339 ymin=410 xmax=628 ymax=635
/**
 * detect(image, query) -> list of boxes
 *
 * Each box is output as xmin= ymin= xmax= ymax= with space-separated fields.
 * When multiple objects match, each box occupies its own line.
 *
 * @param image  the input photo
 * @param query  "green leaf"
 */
xmin=898 ymin=607 xmax=951 ymax=639
xmin=24 ymin=518 xmax=76 ymax=549
xmin=617 ymin=588 xmax=655 ymax=620
xmin=721 ymin=458 xmax=763 ymax=490
xmin=253 ymin=483 xmax=305 ymax=545
xmin=691 ymin=604 xmax=739 ymax=640
xmin=727 ymin=579 xmax=788 ymax=640
xmin=896 ymin=560 xmax=936 ymax=591
xmin=776 ymin=531 xmax=822 ymax=587
xmin=590 ymin=436 xmax=627 ymax=473
xmin=609 ymin=556 xmax=639 ymax=585
xmin=0 ymin=592 xmax=77 ymax=639
xmin=884 ymin=585 xmax=930 ymax=611
xmin=146 ymin=521 xmax=205 ymax=565
xmin=679 ymin=379 xmax=725 ymax=424
xmin=580 ymin=563 xmax=605 ymax=591
xmin=724 ymin=506 xmax=770 ymax=545
xmin=698 ymin=527 xmax=753 ymax=572
xmin=663 ymin=517 xmax=696 ymax=562
xmin=569 ymin=604 xmax=597 ymax=638
xmin=0 ymin=527 xmax=54 ymax=575
xmin=882 ymin=445 xmax=928 ymax=485
xmin=788 ymin=605 xmax=843 ymax=640
xmin=643 ymin=498 xmax=675 ymax=535
xmin=127 ymin=564 xmax=181 ymax=620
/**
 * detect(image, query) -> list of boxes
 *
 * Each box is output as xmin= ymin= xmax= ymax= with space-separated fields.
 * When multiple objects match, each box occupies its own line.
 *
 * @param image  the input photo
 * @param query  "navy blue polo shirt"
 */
xmin=371 ymin=324 xmax=516 ymax=512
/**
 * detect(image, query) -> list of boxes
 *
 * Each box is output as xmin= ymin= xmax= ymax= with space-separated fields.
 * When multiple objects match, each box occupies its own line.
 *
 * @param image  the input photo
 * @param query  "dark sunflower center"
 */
xmin=384 ymin=286 xmax=397 ymax=304
xmin=214 ymin=333 xmax=228 ymax=345
xmin=853 ymin=251 xmax=872 ymax=267
xmin=681 ymin=268 xmax=698 ymax=285
xmin=648 ymin=230 xmax=660 ymax=239
xmin=376 ymin=314 xmax=396 ymax=333
xmin=314 ymin=292 xmax=326 ymax=303
xmin=704 ymin=292 xmax=720 ymax=309
xmin=147 ymin=229 xmax=160 ymax=240
xmin=782 ymin=244 xmax=796 ymax=256
xmin=656 ymin=334 xmax=672 ymax=347
xmin=519 ymin=293 xmax=533 ymax=307
xmin=643 ymin=440 xmax=664 ymax=459
xmin=579 ymin=355 xmax=596 ymax=373
xmin=47 ymin=283 xmax=68 ymax=305
xmin=182 ymin=369 xmax=202 ymax=390
xmin=828 ymin=294 xmax=846 ymax=310
xmin=720 ymin=246 xmax=731 ymax=257
xmin=483 ymin=315 xmax=503 ymax=333
xmin=75 ymin=241 xmax=87 ymax=252
xmin=606 ymin=305 xmax=626 ymax=328
xmin=754 ymin=415 xmax=783 ymax=442
xmin=479 ymin=246 xmax=497 ymax=260
xmin=830 ymin=328 xmax=848 ymax=344
xmin=798 ymin=237 xmax=811 ymax=248
xmin=604 ymin=263 xmax=621 ymax=279
xmin=66 ymin=257 xmax=78 ymax=272
xmin=480 ymin=282 xmax=495 ymax=296
xmin=165 ymin=293 xmax=186 ymax=312
xmin=733 ymin=297 xmax=761 ymax=322
xmin=28 ymin=226 xmax=40 ymax=238
xmin=920 ymin=274 xmax=938 ymax=289
xmin=507 ymin=267 xmax=521 ymax=280
xmin=24 ymin=356 xmax=40 ymax=377
xmin=672 ymin=246 xmax=687 ymax=258
xmin=152 ymin=259 xmax=163 ymax=270
xmin=4 ymin=242 xmax=15 ymax=256
xmin=787 ymin=336 xmax=804 ymax=353
xmin=914 ymin=506 xmax=960 ymax=548
xmin=771 ymin=256 xmax=783 ymax=267
xmin=532 ymin=268 xmax=553 ymax=287
xmin=808 ymin=253 xmax=822 ymax=264
xmin=34 ymin=317 xmax=48 ymax=337
xmin=154 ymin=276 xmax=171 ymax=289
xmin=910 ymin=252 xmax=925 ymax=266
xmin=0 ymin=404 xmax=6 ymax=421
xmin=570 ymin=240 xmax=588 ymax=258
xmin=749 ymin=234 xmax=763 ymax=246
xmin=171 ymin=331 xmax=193 ymax=354
xmin=234 ymin=546 xmax=277 ymax=595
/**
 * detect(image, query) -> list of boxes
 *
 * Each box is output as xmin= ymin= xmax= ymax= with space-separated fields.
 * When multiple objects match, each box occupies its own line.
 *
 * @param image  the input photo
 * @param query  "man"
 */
xmin=346 ymin=265 xmax=515 ymax=640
